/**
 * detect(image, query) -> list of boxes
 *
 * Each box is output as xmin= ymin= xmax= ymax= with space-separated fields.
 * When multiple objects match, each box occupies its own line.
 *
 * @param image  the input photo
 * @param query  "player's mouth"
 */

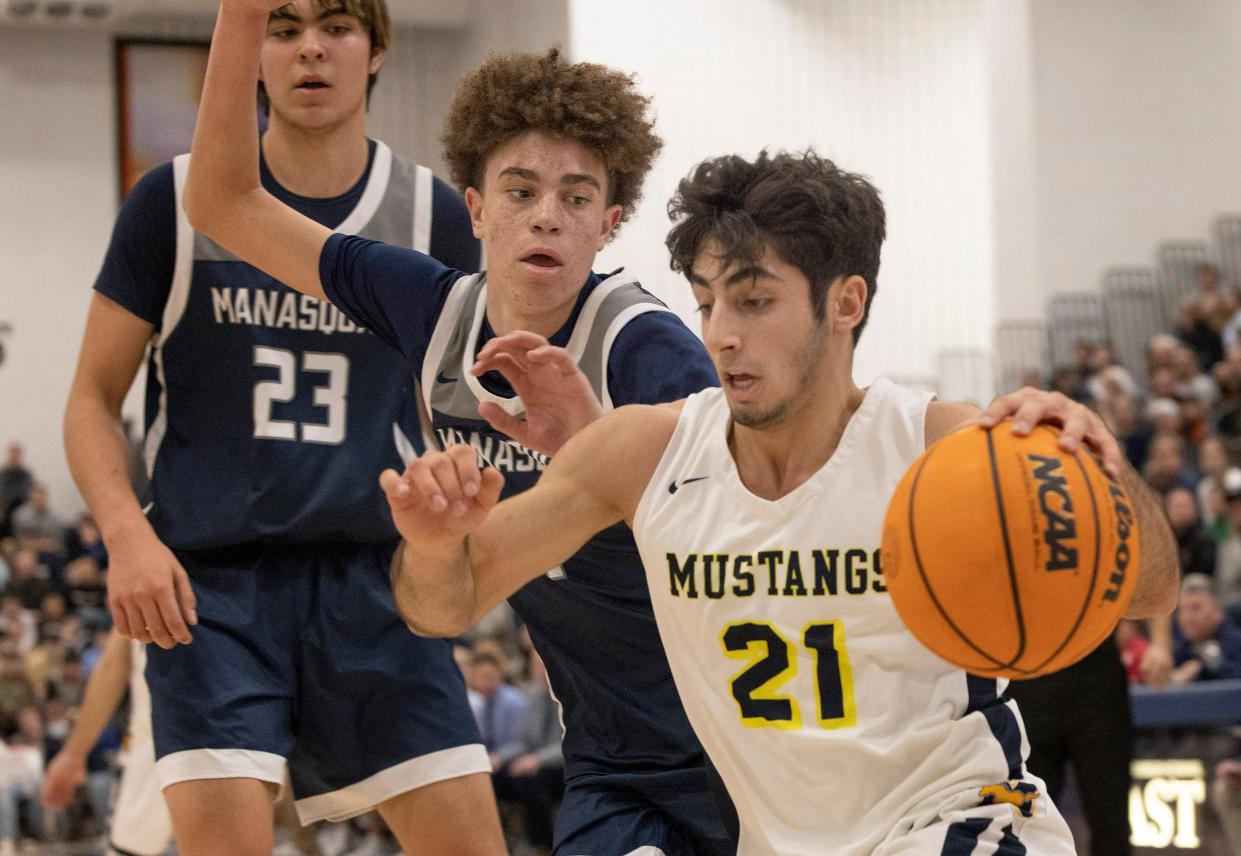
xmin=520 ymin=249 xmax=564 ymax=275
xmin=295 ymin=77 xmax=330 ymax=92
xmin=723 ymin=371 xmax=760 ymax=398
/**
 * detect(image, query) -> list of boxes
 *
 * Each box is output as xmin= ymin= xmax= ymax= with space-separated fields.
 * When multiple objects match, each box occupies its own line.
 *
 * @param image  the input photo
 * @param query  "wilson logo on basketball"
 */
xmin=1027 ymin=454 xmax=1078 ymax=572
xmin=1102 ymin=483 xmax=1134 ymax=603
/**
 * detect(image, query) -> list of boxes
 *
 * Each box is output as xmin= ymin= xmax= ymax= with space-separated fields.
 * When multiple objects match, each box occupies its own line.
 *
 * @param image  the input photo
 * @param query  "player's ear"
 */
xmin=368 ymin=47 xmax=385 ymax=76
xmin=464 ymin=187 xmax=485 ymax=240
xmin=597 ymin=204 xmax=623 ymax=250
xmin=831 ymin=275 xmax=868 ymax=333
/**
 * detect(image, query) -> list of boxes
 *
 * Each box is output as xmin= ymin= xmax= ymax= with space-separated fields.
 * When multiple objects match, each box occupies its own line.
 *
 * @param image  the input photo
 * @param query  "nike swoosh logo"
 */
xmin=436 ymin=371 xmax=457 ymax=384
xmin=668 ymin=476 xmax=710 ymax=494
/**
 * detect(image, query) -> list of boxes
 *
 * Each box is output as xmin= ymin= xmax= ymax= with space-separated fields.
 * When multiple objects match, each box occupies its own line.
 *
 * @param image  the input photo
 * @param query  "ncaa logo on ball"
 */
xmin=1027 ymin=454 xmax=1078 ymax=572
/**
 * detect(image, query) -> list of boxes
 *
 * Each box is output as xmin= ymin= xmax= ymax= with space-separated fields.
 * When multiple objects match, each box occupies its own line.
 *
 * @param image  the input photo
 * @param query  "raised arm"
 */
xmin=182 ymin=0 xmax=330 ymax=299
xmin=382 ymin=405 xmax=676 ymax=637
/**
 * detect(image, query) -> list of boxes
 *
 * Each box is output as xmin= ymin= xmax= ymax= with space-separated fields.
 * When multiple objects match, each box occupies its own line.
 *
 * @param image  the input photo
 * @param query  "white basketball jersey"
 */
xmin=633 ymin=380 xmax=1046 ymax=856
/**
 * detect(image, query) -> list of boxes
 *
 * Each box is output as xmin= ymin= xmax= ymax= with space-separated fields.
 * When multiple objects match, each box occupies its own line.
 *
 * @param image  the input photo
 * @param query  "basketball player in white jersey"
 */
xmin=41 ymin=630 xmax=171 ymax=856
xmin=380 ymin=150 xmax=1180 ymax=855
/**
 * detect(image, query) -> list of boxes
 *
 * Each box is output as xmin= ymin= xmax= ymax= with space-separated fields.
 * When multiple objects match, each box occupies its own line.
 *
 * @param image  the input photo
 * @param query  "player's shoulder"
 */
xmin=924 ymin=399 xmax=980 ymax=446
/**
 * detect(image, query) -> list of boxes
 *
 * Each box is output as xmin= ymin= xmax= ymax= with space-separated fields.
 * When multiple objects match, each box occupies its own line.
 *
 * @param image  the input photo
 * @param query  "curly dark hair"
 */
xmin=666 ymin=150 xmax=886 ymax=344
xmin=442 ymin=48 xmax=662 ymax=227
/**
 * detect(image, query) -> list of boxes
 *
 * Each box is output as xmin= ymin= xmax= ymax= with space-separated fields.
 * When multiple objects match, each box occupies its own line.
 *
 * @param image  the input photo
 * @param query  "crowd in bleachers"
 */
xmin=1037 ymin=261 xmax=1241 ymax=855
xmin=0 ymin=442 xmax=117 ymax=852
xmin=1049 ymin=263 xmax=1241 ymax=685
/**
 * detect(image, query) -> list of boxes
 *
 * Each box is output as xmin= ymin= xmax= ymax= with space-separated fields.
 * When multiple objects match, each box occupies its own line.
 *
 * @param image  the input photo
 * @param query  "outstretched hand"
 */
xmin=379 ymin=446 xmax=505 ymax=555
xmin=976 ymin=387 xmax=1124 ymax=478
xmin=473 ymin=331 xmax=603 ymax=457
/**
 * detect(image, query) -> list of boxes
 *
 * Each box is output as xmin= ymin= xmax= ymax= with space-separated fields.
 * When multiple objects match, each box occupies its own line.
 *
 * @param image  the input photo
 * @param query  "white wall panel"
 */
xmin=570 ymin=0 xmax=995 ymax=388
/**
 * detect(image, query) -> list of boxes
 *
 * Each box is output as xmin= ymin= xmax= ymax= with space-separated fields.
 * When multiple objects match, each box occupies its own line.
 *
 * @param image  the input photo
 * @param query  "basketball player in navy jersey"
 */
xmin=183 ymin=2 xmax=733 ymax=855
xmin=63 ymin=2 xmax=506 ymax=854
xmin=378 ymin=151 xmax=1181 ymax=854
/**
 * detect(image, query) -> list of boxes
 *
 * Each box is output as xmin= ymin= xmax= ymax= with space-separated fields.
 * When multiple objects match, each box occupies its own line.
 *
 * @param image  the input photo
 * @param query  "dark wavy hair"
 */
xmin=442 ymin=48 xmax=661 ymax=228
xmin=666 ymin=150 xmax=885 ymax=344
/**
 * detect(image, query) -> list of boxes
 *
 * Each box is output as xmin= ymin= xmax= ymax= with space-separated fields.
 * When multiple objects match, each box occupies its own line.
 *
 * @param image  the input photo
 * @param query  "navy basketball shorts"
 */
xmin=553 ymin=769 xmax=737 ymax=856
xmin=146 ymin=542 xmax=488 ymax=824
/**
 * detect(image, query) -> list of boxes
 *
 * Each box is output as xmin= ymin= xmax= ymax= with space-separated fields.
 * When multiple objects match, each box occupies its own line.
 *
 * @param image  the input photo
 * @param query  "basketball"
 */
xmin=881 ymin=423 xmax=1140 ymax=680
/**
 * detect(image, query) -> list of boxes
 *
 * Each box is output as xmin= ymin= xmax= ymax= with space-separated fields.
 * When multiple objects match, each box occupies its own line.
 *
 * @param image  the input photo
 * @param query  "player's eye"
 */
xmin=507 ymin=188 xmax=533 ymax=200
xmin=270 ymin=27 xmax=297 ymax=38
xmin=696 ymin=303 xmax=713 ymax=317
xmin=567 ymin=195 xmax=590 ymax=207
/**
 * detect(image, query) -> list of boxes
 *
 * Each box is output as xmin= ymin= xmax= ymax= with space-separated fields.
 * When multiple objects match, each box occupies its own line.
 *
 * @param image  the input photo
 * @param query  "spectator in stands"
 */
xmin=1213 ymin=478 xmax=1241 ymax=622
xmin=1114 ymin=619 xmax=1150 ymax=683
xmin=48 ymin=653 xmax=85 ymax=709
xmin=1171 ymin=344 xmax=1220 ymax=412
xmin=491 ymin=648 xmax=564 ymax=856
xmin=63 ymin=558 xmax=107 ymax=632
xmin=1148 ymin=333 xmax=1182 ymax=373
xmin=1146 ymin=398 xmax=1184 ymax=439
xmin=0 ymin=446 xmax=31 ymax=525
xmin=3 ymin=552 xmax=48 ymax=615
xmin=62 ymin=515 xmax=105 ymax=569
xmin=1166 ymin=487 xmax=1216 ymax=577
xmin=1215 ymin=756 xmax=1241 ymax=856
xmin=1197 ymin=438 xmax=1232 ymax=531
xmin=0 ymin=705 xmax=46 ymax=855
xmin=1171 ymin=574 xmax=1241 ymax=682
xmin=0 ymin=650 xmax=34 ymax=734
xmin=469 ymin=649 xmax=528 ymax=766
xmin=1144 ymin=433 xmax=1197 ymax=494
xmin=1214 ymin=353 xmax=1241 ymax=439
xmin=9 ymin=485 xmax=64 ymax=557
xmin=1099 ymin=392 xmax=1153 ymax=469
xmin=1087 ymin=363 xmax=1138 ymax=409
xmin=1175 ymin=298 xmax=1225 ymax=373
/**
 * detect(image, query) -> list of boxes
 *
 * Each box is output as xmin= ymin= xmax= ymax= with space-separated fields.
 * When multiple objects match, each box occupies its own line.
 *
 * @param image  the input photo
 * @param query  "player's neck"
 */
xmin=484 ymin=289 xmax=577 ymax=340
xmin=729 ymin=366 xmax=863 ymax=501
xmin=260 ymin=117 xmax=370 ymax=199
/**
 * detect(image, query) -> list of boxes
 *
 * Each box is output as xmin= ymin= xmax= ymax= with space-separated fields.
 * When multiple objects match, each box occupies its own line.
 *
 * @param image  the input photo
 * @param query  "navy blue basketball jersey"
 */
xmin=92 ymin=142 xmax=479 ymax=550
xmin=320 ymin=235 xmax=721 ymax=779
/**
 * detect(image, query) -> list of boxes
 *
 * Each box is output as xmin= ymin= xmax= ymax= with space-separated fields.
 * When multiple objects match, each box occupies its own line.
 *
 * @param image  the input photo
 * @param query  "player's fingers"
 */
xmin=449 ymin=444 xmax=483 ymax=498
xmin=136 ymin=599 xmax=175 ymax=650
xmin=109 ymin=595 xmax=135 ymax=639
xmin=430 ymin=449 xmax=473 ymax=514
xmin=478 ymin=401 xmax=528 ymax=443
xmin=1056 ymin=409 xmax=1091 ymax=452
xmin=1007 ymin=399 xmax=1061 ymax=435
xmin=976 ymin=391 xmax=1023 ymax=427
xmin=379 ymin=467 xmax=412 ymax=501
xmin=172 ymin=562 xmax=198 ymax=628
xmin=120 ymin=601 xmax=151 ymax=645
xmin=476 ymin=467 xmax=505 ymax=510
xmin=1081 ymin=413 xmax=1125 ymax=478
xmin=406 ymin=458 xmax=450 ymax=512
xmin=154 ymin=586 xmax=192 ymax=646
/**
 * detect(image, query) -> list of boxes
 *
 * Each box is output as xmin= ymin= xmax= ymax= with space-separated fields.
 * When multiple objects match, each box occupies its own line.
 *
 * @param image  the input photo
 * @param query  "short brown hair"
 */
xmin=259 ymin=0 xmax=391 ymax=114
xmin=666 ymin=150 xmax=886 ymax=344
xmin=442 ymin=48 xmax=661 ymax=227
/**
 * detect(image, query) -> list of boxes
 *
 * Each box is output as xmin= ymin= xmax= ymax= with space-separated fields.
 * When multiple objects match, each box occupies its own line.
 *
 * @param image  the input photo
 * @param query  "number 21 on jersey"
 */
xmin=720 ymin=620 xmax=857 ymax=731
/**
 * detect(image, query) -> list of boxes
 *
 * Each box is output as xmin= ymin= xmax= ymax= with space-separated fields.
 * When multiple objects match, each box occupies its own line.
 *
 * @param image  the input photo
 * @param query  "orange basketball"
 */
xmin=881 ymin=423 xmax=1139 ymax=680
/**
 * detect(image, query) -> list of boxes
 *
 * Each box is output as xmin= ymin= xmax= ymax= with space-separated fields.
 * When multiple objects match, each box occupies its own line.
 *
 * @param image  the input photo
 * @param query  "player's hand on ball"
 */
xmin=106 ymin=530 xmax=197 ymax=649
xmin=40 ymin=750 xmax=86 ymax=810
xmin=380 ymin=446 xmax=505 ymax=551
xmin=977 ymin=388 xmax=1124 ymax=478
xmin=473 ymin=331 xmax=603 ymax=457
